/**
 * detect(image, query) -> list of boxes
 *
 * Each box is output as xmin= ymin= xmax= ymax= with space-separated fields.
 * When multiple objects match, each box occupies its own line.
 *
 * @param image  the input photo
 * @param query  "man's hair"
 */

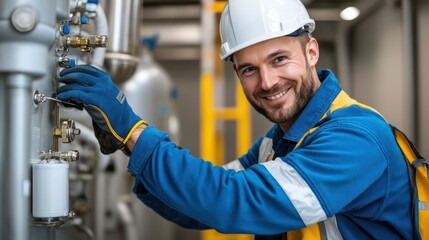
xmin=297 ymin=31 xmax=312 ymax=54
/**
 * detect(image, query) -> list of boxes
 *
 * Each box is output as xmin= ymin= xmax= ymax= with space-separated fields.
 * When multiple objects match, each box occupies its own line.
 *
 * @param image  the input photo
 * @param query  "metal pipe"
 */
xmin=0 ymin=76 xmax=5 ymax=238
xmin=4 ymin=73 xmax=32 ymax=240
xmin=402 ymin=0 xmax=418 ymax=145
xmin=117 ymin=199 xmax=138 ymax=240
xmin=102 ymin=0 xmax=142 ymax=83
xmin=73 ymin=224 xmax=95 ymax=240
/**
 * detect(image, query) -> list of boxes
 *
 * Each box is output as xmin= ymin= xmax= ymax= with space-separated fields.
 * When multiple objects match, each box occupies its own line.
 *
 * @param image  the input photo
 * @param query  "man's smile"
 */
xmin=265 ymin=89 xmax=288 ymax=101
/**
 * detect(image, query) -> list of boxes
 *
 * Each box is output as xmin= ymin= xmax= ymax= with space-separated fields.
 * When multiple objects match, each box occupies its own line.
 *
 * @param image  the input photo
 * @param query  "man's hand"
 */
xmin=58 ymin=65 xmax=146 ymax=154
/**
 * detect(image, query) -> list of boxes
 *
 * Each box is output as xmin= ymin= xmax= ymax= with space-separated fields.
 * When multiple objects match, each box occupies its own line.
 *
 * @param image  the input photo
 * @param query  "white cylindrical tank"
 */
xmin=32 ymin=161 xmax=69 ymax=218
xmin=122 ymin=38 xmax=180 ymax=143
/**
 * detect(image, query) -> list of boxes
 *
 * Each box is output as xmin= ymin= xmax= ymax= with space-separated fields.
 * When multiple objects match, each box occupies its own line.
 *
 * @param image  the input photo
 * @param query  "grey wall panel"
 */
xmin=351 ymin=3 xmax=407 ymax=131
xmin=418 ymin=0 xmax=429 ymax=157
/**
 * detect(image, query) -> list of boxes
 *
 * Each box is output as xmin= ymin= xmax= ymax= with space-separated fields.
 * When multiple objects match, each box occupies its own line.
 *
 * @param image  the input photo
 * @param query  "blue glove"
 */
xmin=58 ymin=65 xmax=147 ymax=154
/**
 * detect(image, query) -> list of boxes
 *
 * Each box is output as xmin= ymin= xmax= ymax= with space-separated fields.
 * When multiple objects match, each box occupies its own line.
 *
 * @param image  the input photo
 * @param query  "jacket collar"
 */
xmin=280 ymin=69 xmax=342 ymax=142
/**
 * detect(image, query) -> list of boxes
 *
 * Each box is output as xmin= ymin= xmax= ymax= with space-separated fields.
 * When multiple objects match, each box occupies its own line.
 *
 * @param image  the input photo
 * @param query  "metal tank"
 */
xmin=123 ymin=37 xmax=181 ymax=143
xmin=102 ymin=0 xmax=142 ymax=84
xmin=120 ymin=37 xmax=181 ymax=240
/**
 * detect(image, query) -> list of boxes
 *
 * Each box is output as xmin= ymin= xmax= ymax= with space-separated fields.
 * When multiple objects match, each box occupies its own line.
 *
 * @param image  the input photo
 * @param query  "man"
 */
xmin=58 ymin=0 xmax=413 ymax=239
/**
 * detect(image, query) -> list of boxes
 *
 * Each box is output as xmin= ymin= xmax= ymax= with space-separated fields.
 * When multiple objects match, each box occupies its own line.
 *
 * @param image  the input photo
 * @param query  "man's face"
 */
xmin=233 ymin=36 xmax=320 ymax=129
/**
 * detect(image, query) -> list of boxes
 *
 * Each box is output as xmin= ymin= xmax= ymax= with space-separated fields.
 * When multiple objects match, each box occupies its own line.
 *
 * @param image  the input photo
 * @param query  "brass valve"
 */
xmin=64 ymin=35 xmax=108 ymax=52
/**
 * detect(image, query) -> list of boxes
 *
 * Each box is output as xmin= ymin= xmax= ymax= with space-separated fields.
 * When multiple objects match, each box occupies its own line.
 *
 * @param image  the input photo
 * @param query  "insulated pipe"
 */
xmin=4 ymin=73 xmax=32 ymax=240
xmin=402 ymin=0 xmax=418 ymax=145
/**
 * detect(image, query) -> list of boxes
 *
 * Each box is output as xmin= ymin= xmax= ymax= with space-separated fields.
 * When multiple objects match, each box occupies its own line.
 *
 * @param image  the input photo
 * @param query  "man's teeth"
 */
xmin=267 ymin=90 xmax=287 ymax=100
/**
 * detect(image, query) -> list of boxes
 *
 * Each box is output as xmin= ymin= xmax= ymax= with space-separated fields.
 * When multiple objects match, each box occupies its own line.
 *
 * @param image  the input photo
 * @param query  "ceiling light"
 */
xmin=340 ymin=6 xmax=360 ymax=21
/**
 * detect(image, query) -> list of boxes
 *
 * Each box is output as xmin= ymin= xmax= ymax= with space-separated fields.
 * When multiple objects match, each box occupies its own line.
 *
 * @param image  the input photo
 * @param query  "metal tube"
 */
xmin=0 ymin=76 xmax=5 ymax=238
xmin=4 ymin=73 xmax=32 ymax=240
xmin=117 ymin=199 xmax=138 ymax=240
xmin=102 ymin=0 xmax=142 ymax=83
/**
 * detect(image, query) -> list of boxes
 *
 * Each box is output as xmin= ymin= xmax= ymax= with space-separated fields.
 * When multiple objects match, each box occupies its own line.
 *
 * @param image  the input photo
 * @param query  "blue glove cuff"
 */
xmin=85 ymin=104 xmax=145 ymax=144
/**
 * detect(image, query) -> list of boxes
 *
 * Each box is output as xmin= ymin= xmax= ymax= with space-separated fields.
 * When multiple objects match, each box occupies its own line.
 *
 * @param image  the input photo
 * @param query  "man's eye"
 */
xmin=241 ymin=67 xmax=256 ymax=75
xmin=274 ymin=56 xmax=286 ymax=63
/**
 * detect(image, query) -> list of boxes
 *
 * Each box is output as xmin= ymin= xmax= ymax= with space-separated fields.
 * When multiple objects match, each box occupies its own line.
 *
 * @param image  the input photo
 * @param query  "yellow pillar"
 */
xmin=200 ymin=1 xmax=252 ymax=240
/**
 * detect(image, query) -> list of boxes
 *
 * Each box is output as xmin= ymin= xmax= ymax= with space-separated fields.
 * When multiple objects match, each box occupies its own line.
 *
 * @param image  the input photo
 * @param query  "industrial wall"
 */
xmin=352 ymin=0 xmax=428 ymax=157
xmin=352 ymin=2 xmax=404 ymax=127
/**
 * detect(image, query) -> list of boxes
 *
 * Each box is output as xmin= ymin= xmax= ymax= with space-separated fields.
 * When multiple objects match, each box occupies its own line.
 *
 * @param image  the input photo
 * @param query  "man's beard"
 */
xmin=247 ymin=65 xmax=315 ymax=124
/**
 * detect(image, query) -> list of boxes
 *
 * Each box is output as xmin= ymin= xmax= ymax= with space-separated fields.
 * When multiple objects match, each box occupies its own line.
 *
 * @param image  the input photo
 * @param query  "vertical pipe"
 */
xmin=103 ymin=0 xmax=142 ymax=83
xmin=5 ymin=73 xmax=32 ymax=240
xmin=0 ymin=76 xmax=5 ymax=238
xmin=402 ymin=0 xmax=418 ymax=145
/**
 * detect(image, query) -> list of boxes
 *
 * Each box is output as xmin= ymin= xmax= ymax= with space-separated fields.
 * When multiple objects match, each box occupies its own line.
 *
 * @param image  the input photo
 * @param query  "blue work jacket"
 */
xmin=128 ymin=69 xmax=413 ymax=239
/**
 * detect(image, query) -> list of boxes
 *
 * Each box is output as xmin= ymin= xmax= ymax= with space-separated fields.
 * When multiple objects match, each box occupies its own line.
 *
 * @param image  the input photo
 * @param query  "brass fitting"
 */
xmin=64 ymin=35 xmax=108 ymax=52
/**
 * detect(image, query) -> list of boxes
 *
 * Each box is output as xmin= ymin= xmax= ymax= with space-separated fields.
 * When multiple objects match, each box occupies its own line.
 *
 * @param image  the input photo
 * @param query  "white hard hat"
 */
xmin=220 ymin=0 xmax=315 ymax=61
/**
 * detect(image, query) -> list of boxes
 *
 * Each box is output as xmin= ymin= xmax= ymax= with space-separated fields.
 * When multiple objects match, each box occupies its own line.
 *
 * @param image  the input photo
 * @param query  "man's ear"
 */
xmin=306 ymin=38 xmax=319 ymax=67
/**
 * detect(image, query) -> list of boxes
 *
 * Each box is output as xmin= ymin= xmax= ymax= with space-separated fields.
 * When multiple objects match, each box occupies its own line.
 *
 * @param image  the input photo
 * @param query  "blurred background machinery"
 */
xmin=0 ymin=0 xmax=428 ymax=240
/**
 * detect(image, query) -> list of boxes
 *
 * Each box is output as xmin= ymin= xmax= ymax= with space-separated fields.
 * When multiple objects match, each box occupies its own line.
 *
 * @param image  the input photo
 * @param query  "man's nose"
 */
xmin=260 ymin=67 xmax=278 ymax=90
